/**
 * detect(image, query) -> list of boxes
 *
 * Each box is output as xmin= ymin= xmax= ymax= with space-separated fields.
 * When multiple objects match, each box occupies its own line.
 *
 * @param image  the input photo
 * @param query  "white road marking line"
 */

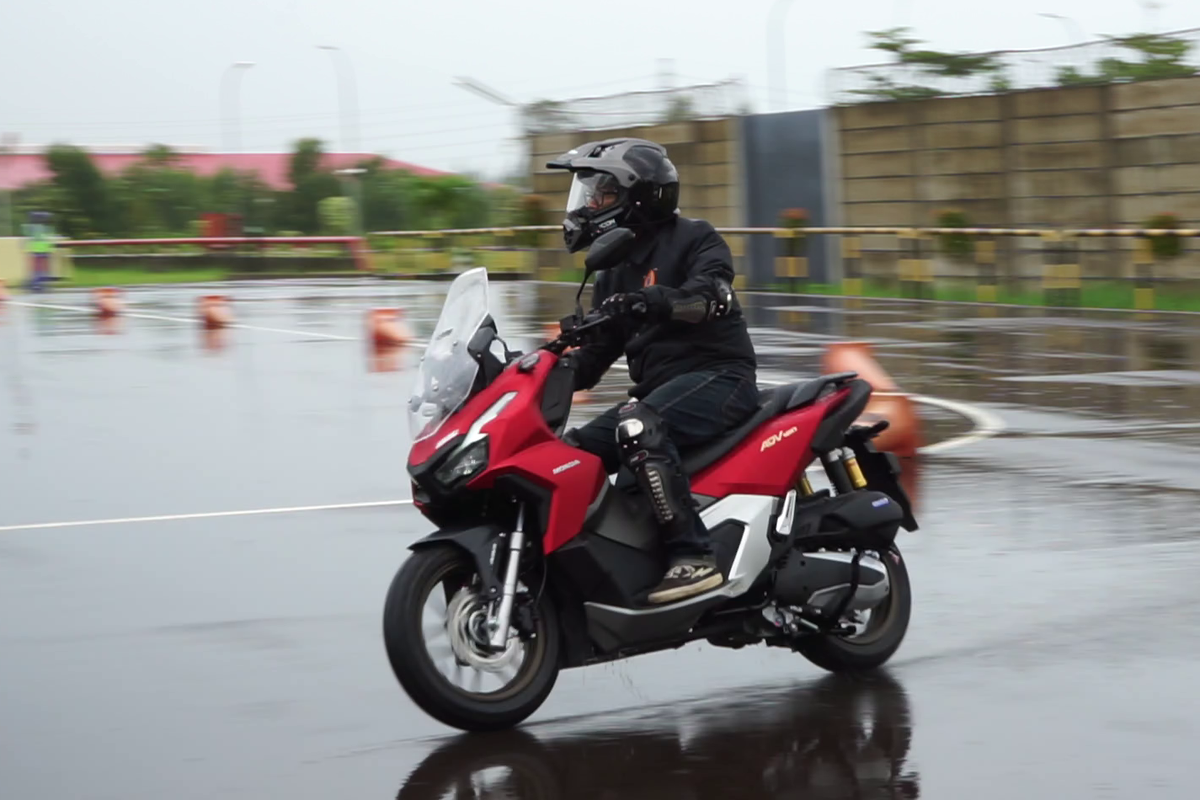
xmin=1 ymin=314 xmax=1007 ymax=534
xmin=0 ymin=500 xmax=414 ymax=533
xmin=909 ymin=394 xmax=1007 ymax=454
xmin=9 ymin=299 xmax=357 ymax=341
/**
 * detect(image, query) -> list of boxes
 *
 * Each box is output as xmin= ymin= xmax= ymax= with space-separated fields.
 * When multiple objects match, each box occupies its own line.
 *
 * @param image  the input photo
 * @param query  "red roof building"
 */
xmin=0 ymin=150 xmax=449 ymax=191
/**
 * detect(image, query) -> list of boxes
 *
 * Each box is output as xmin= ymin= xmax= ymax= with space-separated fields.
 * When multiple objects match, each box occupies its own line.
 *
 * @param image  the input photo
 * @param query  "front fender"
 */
xmin=409 ymin=524 xmax=505 ymax=601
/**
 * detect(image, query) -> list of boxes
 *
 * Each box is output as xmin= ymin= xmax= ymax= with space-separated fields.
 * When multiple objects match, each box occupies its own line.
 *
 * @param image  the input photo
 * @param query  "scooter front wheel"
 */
xmin=382 ymin=544 xmax=561 ymax=732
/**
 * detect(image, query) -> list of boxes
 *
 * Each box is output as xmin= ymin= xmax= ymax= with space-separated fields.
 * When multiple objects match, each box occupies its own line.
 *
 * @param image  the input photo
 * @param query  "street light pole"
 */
xmin=318 ymin=46 xmax=361 ymax=153
xmin=1038 ymin=12 xmax=1087 ymax=44
xmin=220 ymin=62 xmax=256 ymax=153
xmin=452 ymin=76 xmax=524 ymax=179
xmin=767 ymin=0 xmax=796 ymax=112
xmin=452 ymin=76 xmax=517 ymax=108
xmin=1141 ymin=1 xmax=1164 ymax=33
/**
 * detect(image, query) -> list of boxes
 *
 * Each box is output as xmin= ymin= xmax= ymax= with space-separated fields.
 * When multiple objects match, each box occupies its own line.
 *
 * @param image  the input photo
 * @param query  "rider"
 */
xmin=547 ymin=138 xmax=760 ymax=605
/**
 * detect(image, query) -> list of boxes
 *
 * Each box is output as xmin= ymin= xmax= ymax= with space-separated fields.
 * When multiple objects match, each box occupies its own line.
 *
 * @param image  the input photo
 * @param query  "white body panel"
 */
xmin=584 ymin=494 xmax=779 ymax=617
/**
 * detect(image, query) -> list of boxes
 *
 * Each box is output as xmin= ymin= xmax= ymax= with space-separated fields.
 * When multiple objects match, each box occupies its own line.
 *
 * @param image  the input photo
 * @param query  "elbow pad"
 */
xmin=667 ymin=279 xmax=735 ymax=323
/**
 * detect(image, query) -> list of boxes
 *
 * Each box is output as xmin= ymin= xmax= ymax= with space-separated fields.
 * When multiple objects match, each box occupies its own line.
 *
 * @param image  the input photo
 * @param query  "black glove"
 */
xmin=600 ymin=292 xmax=650 ymax=319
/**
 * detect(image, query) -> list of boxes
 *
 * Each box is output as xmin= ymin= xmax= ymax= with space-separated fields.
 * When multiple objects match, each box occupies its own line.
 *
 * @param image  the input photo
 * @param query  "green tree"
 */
xmin=43 ymin=144 xmax=116 ymax=238
xmin=485 ymin=184 xmax=523 ymax=228
xmin=408 ymin=174 xmax=493 ymax=229
xmin=206 ymin=168 xmax=274 ymax=234
xmin=288 ymin=138 xmax=325 ymax=188
xmin=112 ymin=145 xmax=208 ymax=236
xmin=355 ymin=158 xmax=415 ymax=232
xmin=318 ymin=195 xmax=355 ymax=234
xmin=285 ymin=138 xmax=341 ymax=234
xmin=1056 ymin=33 xmax=1196 ymax=86
xmin=141 ymin=143 xmax=181 ymax=168
xmin=660 ymin=95 xmax=696 ymax=124
xmin=852 ymin=27 xmax=1009 ymax=101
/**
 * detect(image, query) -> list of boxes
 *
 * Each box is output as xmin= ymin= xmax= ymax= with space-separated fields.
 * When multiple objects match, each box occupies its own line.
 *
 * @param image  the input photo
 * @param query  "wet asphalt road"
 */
xmin=3 ymin=279 xmax=1200 ymax=798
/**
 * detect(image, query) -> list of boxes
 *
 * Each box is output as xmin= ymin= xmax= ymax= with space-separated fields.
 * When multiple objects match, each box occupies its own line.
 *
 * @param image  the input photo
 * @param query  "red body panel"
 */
xmin=689 ymin=389 xmax=849 ymax=498
xmin=410 ymin=350 xmax=855 ymax=555
xmin=408 ymin=350 xmax=607 ymax=553
xmin=476 ymin=441 xmax=606 ymax=554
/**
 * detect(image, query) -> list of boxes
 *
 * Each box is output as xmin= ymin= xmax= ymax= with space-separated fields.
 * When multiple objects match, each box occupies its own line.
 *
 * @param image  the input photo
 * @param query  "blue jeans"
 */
xmin=572 ymin=370 xmax=760 ymax=560
xmin=30 ymin=254 xmax=51 ymax=292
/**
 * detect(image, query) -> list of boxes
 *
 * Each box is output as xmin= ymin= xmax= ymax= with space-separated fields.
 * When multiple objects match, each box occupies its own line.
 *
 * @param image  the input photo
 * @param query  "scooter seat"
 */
xmin=679 ymin=383 xmax=803 ymax=475
xmin=679 ymin=372 xmax=857 ymax=475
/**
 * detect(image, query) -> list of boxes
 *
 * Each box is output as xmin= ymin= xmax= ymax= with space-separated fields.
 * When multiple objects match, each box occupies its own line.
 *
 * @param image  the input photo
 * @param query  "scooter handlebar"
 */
xmin=542 ymin=299 xmax=648 ymax=354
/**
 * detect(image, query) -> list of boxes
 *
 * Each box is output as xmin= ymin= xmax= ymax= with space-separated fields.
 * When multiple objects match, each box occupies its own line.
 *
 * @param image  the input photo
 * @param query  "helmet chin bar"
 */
xmin=563 ymin=206 xmax=628 ymax=254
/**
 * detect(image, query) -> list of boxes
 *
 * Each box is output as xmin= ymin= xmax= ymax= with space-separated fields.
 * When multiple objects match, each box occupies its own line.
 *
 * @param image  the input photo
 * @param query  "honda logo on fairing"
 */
xmin=553 ymin=459 xmax=581 ymax=475
xmin=760 ymin=426 xmax=799 ymax=452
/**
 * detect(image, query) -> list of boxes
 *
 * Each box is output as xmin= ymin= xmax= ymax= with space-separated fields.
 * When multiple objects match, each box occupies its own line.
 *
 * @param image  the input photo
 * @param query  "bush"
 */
xmin=935 ymin=208 xmax=974 ymax=261
xmin=1145 ymin=212 xmax=1182 ymax=260
xmin=778 ymin=207 xmax=808 ymax=257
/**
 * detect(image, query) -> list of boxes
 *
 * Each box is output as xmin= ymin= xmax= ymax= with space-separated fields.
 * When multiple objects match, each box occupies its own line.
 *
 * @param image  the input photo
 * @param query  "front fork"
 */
xmin=487 ymin=505 xmax=526 ymax=649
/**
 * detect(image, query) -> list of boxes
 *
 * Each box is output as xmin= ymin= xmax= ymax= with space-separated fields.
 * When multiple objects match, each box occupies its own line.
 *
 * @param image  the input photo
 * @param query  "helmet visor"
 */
xmin=566 ymin=171 xmax=624 ymax=217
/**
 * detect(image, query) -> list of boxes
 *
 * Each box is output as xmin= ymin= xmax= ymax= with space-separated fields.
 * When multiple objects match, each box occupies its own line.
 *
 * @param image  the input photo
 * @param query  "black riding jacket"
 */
xmin=570 ymin=216 xmax=758 ymax=399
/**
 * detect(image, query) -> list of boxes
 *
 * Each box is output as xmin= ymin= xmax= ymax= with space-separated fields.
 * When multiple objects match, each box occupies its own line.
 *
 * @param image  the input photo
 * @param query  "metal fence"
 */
xmin=43 ymin=226 xmax=1200 ymax=312
xmin=519 ymin=79 xmax=750 ymax=134
xmin=365 ymin=225 xmax=1200 ymax=311
xmin=56 ymin=236 xmax=370 ymax=278
xmin=826 ymin=27 xmax=1200 ymax=105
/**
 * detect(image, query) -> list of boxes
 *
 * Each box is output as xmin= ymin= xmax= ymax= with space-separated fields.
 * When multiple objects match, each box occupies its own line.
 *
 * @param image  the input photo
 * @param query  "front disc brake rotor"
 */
xmin=444 ymin=587 xmax=522 ymax=673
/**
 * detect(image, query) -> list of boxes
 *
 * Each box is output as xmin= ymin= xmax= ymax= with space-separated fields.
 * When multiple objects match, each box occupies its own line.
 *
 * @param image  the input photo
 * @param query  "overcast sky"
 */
xmin=2 ymin=0 xmax=1193 ymax=179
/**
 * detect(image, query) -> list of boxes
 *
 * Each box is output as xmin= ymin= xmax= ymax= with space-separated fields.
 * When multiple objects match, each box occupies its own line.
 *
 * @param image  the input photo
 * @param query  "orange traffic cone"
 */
xmin=198 ymin=295 xmax=233 ymax=330
xmin=368 ymin=349 xmax=403 ymax=373
xmin=821 ymin=341 xmax=922 ymax=459
xmin=366 ymin=308 xmax=411 ymax=351
xmin=94 ymin=287 xmax=122 ymax=319
xmin=202 ymin=328 xmax=228 ymax=352
xmin=96 ymin=316 xmax=122 ymax=336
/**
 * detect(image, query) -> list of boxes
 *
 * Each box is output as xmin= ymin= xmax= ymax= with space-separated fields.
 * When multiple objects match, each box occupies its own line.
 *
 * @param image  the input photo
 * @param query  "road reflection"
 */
xmin=396 ymin=671 xmax=918 ymax=799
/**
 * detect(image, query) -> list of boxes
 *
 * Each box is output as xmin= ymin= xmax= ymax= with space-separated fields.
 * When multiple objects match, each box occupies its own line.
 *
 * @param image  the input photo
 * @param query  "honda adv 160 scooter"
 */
xmin=384 ymin=227 xmax=918 ymax=732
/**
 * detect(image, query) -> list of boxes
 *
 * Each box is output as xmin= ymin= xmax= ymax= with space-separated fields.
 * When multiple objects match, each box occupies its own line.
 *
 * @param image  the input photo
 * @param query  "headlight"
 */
xmin=427 ymin=391 xmax=516 ymax=490
xmin=434 ymin=438 xmax=489 ymax=485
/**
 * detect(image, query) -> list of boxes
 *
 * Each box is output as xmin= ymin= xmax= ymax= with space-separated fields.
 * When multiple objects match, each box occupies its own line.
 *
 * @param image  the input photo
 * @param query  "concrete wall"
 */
xmin=835 ymin=75 xmax=1200 ymax=279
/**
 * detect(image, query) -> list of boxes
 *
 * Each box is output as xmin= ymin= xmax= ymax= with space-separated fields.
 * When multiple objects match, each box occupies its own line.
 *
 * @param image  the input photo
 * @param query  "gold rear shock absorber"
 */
xmin=843 ymin=447 xmax=868 ymax=490
xmin=798 ymin=473 xmax=814 ymax=496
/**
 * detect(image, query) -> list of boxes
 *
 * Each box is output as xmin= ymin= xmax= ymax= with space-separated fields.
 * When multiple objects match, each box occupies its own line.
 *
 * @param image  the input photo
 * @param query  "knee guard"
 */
xmin=615 ymin=400 xmax=692 ymax=527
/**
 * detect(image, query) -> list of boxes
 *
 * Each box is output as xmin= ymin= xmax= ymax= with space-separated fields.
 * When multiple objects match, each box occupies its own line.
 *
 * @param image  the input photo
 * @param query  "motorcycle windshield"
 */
xmin=407 ymin=267 xmax=490 ymax=442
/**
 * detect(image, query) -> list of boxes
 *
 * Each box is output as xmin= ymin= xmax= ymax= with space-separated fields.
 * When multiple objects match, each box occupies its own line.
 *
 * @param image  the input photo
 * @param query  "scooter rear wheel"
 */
xmin=794 ymin=543 xmax=912 ymax=673
xmin=383 ymin=544 xmax=561 ymax=732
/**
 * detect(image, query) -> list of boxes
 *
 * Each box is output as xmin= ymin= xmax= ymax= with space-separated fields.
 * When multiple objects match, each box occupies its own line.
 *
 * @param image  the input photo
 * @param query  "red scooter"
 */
xmin=384 ymin=228 xmax=918 ymax=732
